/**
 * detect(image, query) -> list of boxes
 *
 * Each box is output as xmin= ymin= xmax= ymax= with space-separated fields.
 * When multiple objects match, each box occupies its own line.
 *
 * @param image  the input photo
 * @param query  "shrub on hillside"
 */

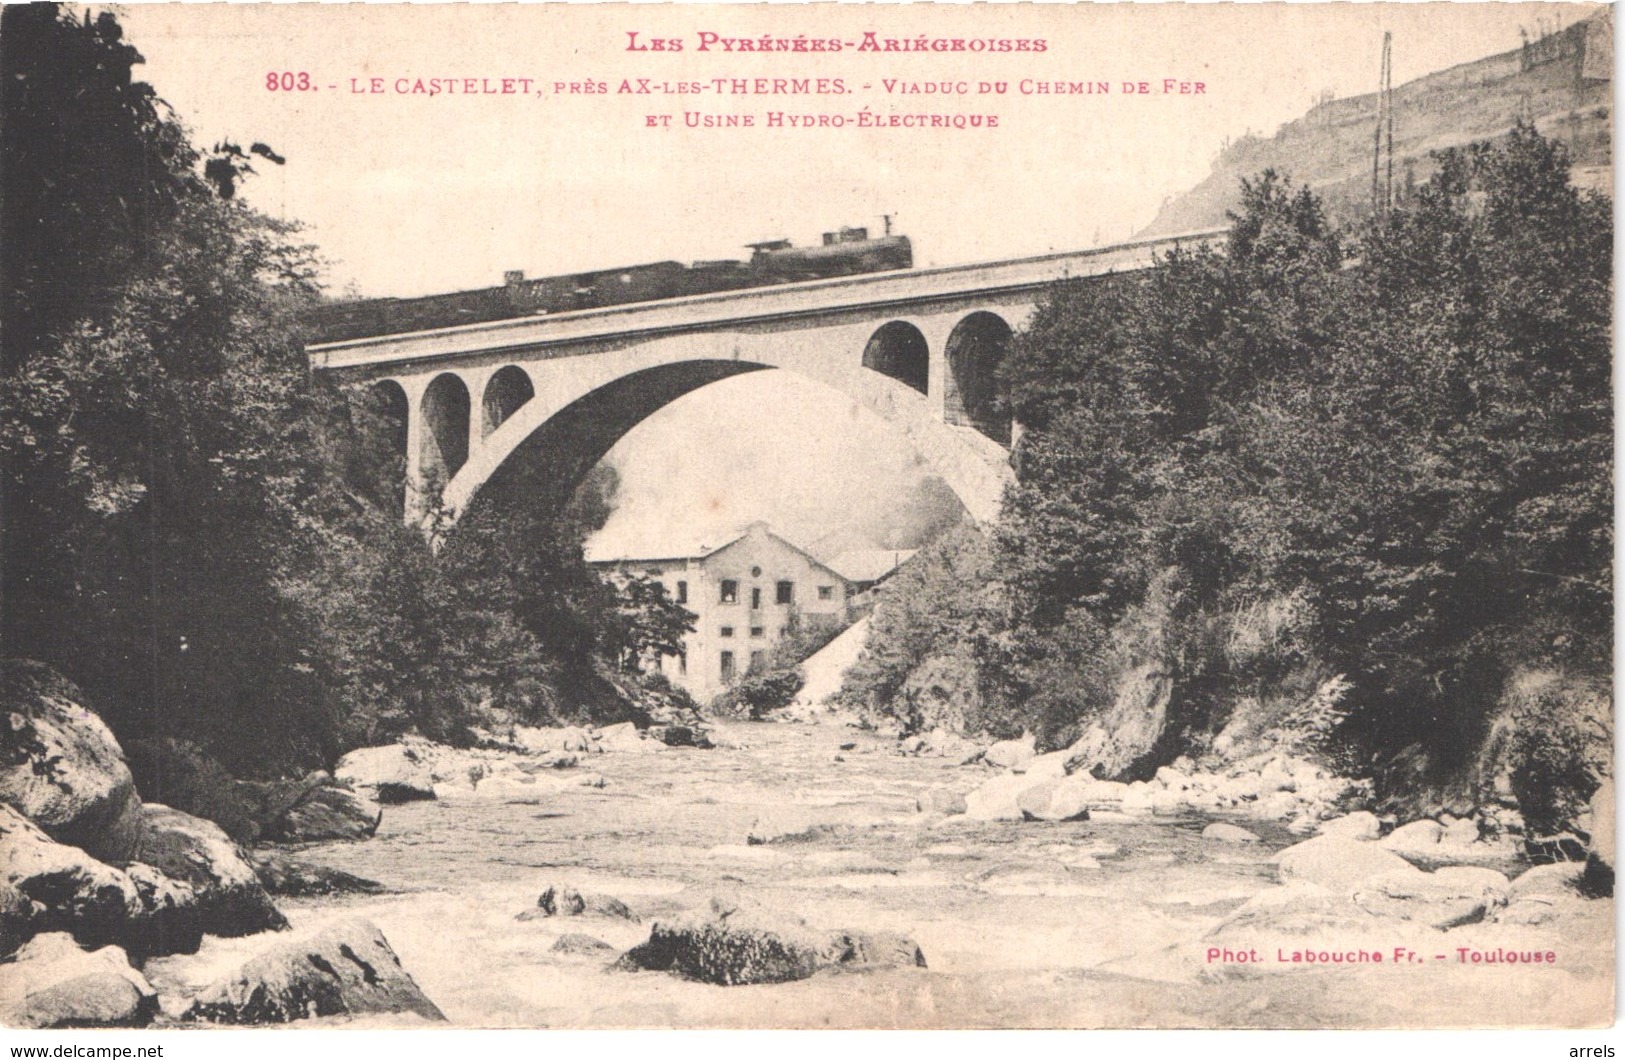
xmin=710 ymin=668 xmax=805 ymax=720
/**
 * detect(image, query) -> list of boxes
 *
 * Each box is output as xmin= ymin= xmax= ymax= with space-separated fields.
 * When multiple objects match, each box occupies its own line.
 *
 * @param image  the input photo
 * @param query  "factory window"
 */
xmin=817 ymin=585 xmax=834 ymax=601
xmin=720 ymin=580 xmax=738 ymax=603
xmin=676 ymin=580 xmax=688 ymax=604
xmin=677 ymin=651 xmax=687 ymax=676
xmin=751 ymin=586 xmax=762 ymax=610
xmin=720 ymin=626 xmax=734 ymax=638
xmin=750 ymin=626 xmax=765 ymax=638
xmin=720 ymin=651 xmax=736 ymax=682
xmin=776 ymin=581 xmax=794 ymax=605
xmin=749 ymin=651 xmax=765 ymax=673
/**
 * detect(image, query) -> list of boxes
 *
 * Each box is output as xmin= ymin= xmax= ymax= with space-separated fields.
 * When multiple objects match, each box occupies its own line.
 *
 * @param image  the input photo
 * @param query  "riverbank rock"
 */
xmin=1378 ymin=816 xmax=1522 ymax=869
xmin=1317 ymin=811 xmax=1382 ymax=841
xmin=1275 ymin=835 xmax=1420 ymax=894
xmin=512 ymin=725 xmax=598 ymax=755
xmin=0 ymin=805 xmax=202 ymax=960
xmin=1497 ymin=862 xmax=1590 ymax=925
xmin=180 ymin=918 xmax=445 ymax=1024
xmin=983 ymin=733 xmax=1036 ymax=770
xmin=1018 ymin=779 xmax=1091 ymax=823
xmin=136 ymin=804 xmax=287 ymax=938
xmin=249 ymin=851 xmax=384 ymax=898
xmin=334 ymin=744 xmax=437 ymax=803
xmin=0 ymin=933 xmax=156 ymax=1029
xmin=596 ymin=722 xmax=653 ymax=754
xmin=1583 ymin=777 xmax=1613 ymax=896
xmin=266 ymin=785 xmax=381 ymax=843
xmin=615 ymin=896 xmax=925 ymax=986
xmin=1509 ymin=861 xmax=1585 ymax=900
xmin=964 ymin=772 xmax=1040 ymax=822
xmin=0 ymin=660 xmax=144 ymax=864
xmin=1351 ymin=866 xmax=1510 ymax=929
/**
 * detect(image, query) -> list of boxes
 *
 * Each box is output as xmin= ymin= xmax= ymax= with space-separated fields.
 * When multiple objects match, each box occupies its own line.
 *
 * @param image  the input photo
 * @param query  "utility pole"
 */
xmin=1372 ymin=31 xmax=1394 ymax=217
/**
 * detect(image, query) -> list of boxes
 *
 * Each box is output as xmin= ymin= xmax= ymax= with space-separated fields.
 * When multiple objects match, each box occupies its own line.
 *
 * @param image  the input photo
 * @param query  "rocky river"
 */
xmin=130 ymin=719 xmax=1613 ymax=1030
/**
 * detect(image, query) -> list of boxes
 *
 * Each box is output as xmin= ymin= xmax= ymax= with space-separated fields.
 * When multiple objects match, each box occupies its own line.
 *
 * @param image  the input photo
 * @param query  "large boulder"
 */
xmin=333 ymin=744 xmax=436 ymax=803
xmin=0 ymin=932 xmax=156 ymax=1029
xmin=0 ymin=805 xmax=202 ymax=960
xmin=1351 ymin=866 xmax=1510 ymax=930
xmin=3 ymin=806 xmax=172 ymax=955
xmin=0 ymin=660 xmax=144 ymax=864
xmin=266 ymin=785 xmax=381 ymax=843
xmin=1275 ymin=835 xmax=1420 ymax=894
xmin=616 ymin=896 xmax=925 ymax=986
xmin=181 ymin=918 xmax=445 ymax=1024
xmin=137 ymin=804 xmax=286 ymax=937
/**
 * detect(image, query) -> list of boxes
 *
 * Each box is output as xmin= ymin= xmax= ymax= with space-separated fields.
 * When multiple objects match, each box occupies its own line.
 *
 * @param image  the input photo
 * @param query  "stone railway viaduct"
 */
xmin=306 ymin=231 xmax=1221 ymax=527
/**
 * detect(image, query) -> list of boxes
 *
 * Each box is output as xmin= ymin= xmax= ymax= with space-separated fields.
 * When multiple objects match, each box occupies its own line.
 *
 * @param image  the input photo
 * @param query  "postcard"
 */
xmin=0 ymin=1 xmax=1613 ymax=1036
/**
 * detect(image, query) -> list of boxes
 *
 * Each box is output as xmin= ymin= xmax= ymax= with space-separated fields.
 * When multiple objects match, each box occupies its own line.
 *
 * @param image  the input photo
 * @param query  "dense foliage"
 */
xmin=0 ymin=6 xmax=687 ymax=789
xmin=846 ymin=126 xmax=1611 ymax=817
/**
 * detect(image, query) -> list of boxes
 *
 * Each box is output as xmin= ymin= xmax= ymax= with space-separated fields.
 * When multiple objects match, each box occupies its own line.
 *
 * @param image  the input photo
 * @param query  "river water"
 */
xmin=170 ymin=721 xmax=1613 ymax=1029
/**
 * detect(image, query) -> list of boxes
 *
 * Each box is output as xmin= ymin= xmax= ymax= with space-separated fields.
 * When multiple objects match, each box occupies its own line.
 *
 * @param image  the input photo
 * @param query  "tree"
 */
xmin=992 ymin=125 xmax=1609 ymax=795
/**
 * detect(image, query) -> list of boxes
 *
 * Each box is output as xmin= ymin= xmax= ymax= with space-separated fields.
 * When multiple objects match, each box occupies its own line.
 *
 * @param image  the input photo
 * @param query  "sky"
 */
xmin=113 ymin=2 xmax=1604 ymax=553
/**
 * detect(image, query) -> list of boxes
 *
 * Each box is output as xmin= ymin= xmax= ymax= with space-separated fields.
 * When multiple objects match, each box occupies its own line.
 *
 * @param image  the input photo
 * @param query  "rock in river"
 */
xmin=524 ymin=884 xmax=638 ymax=922
xmin=249 ymin=850 xmax=384 ymax=898
xmin=1274 ymin=835 xmax=1420 ymax=895
xmin=551 ymin=933 xmax=615 ymax=956
xmin=1202 ymin=822 xmax=1261 ymax=844
xmin=181 ymin=918 xmax=445 ymax=1024
xmin=616 ymin=896 xmax=925 ymax=986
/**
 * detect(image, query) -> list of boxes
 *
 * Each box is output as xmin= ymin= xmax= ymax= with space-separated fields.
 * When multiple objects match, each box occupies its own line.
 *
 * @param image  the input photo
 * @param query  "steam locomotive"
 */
xmin=307 ymin=225 xmax=912 ymax=344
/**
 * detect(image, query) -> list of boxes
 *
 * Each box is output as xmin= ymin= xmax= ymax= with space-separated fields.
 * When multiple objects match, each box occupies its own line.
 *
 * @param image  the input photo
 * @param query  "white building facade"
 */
xmin=590 ymin=522 xmax=854 ymax=699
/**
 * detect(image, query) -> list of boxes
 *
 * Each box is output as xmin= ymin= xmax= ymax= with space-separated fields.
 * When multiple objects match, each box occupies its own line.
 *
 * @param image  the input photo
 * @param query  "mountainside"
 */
xmin=1138 ymin=11 xmax=1612 ymax=236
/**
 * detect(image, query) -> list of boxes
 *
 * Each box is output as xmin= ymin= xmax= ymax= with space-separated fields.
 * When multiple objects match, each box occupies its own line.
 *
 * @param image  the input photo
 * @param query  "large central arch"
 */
xmin=434 ymin=338 xmax=1015 ymax=527
xmin=467 ymin=359 xmax=772 ymax=519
